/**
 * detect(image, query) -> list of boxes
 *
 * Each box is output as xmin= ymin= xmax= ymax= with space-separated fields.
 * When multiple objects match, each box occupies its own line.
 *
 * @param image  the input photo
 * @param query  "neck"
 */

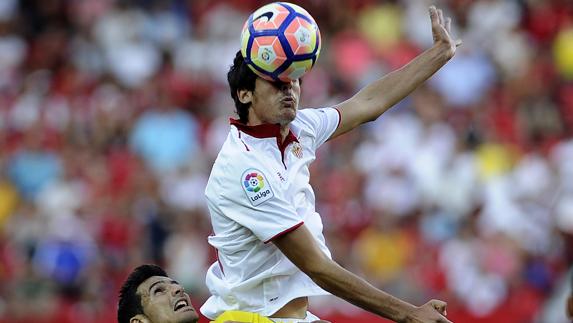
xmin=278 ymin=125 xmax=289 ymax=142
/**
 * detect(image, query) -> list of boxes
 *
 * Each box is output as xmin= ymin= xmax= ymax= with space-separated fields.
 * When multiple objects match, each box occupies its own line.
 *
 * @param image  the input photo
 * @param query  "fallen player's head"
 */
xmin=118 ymin=264 xmax=198 ymax=323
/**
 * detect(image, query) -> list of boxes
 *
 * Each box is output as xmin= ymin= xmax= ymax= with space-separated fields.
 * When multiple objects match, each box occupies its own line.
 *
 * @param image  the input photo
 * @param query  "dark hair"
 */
xmin=227 ymin=50 xmax=257 ymax=124
xmin=117 ymin=264 xmax=168 ymax=323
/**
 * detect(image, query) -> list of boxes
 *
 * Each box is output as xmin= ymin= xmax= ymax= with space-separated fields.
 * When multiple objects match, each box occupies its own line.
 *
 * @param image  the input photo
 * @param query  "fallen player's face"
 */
xmin=137 ymin=276 xmax=199 ymax=323
xmin=249 ymin=78 xmax=301 ymax=126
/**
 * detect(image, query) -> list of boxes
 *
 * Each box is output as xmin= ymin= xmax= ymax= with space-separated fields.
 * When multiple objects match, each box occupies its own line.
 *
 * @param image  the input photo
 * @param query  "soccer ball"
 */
xmin=240 ymin=2 xmax=321 ymax=82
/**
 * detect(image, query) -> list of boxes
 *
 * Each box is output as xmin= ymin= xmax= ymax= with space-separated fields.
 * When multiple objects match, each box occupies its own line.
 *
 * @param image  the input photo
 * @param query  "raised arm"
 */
xmin=273 ymin=224 xmax=451 ymax=323
xmin=330 ymin=6 xmax=461 ymax=139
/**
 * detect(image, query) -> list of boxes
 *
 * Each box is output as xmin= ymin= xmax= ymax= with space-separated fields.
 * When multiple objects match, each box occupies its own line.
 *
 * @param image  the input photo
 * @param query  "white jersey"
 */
xmin=201 ymin=107 xmax=340 ymax=319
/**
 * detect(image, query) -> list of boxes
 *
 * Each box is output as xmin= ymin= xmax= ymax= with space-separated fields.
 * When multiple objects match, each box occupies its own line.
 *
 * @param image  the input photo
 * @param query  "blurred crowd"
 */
xmin=0 ymin=0 xmax=572 ymax=322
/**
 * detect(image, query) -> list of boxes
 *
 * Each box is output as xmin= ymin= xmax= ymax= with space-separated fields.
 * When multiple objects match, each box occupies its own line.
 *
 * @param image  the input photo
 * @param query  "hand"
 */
xmin=402 ymin=299 xmax=452 ymax=323
xmin=429 ymin=6 xmax=462 ymax=59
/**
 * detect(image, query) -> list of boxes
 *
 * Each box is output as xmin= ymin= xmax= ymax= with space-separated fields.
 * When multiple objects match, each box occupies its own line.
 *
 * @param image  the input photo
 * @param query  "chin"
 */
xmin=280 ymin=110 xmax=297 ymax=126
xmin=176 ymin=311 xmax=199 ymax=323
xmin=179 ymin=316 xmax=198 ymax=323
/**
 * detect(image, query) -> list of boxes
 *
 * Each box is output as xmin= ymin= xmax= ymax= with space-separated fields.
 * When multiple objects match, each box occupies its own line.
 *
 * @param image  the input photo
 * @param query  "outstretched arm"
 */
xmin=330 ymin=6 xmax=461 ymax=139
xmin=273 ymin=224 xmax=451 ymax=323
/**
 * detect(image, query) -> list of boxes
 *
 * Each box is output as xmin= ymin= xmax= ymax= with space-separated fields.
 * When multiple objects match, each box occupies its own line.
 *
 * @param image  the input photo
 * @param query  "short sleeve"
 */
xmin=208 ymin=156 xmax=303 ymax=243
xmin=295 ymin=107 xmax=340 ymax=150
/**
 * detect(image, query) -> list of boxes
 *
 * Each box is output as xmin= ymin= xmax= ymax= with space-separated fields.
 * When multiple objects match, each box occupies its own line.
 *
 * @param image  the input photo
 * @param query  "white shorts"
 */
xmin=270 ymin=311 xmax=321 ymax=323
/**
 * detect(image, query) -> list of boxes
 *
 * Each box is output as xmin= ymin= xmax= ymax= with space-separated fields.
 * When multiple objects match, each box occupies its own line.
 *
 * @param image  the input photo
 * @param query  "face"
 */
xmin=135 ymin=276 xmax=198 ymax=323
xmin=240 ymin=78 xmax=301 ymax=127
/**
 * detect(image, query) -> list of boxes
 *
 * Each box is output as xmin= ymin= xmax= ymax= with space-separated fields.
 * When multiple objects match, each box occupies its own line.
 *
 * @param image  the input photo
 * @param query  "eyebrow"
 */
xmin=148 ymin=279 xmax=180 ymax=293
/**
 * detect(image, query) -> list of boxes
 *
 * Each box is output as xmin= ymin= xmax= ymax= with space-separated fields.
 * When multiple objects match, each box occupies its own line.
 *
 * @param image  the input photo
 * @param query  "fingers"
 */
xmin=445 ymin=16 xmax=463 ymax=47
xmin=429 ymin=299 xmax=452 ymax=322
xmin=446 ymin=17 xmax=452 ymax=34
xmin=429 ymin=6 xmax=446 ymax=28
xmin=429 ymin=5 xmax=438 ymax=25
xmin=428 ymin=6 xmax=447 ymax=36
xmin=428 ymin=299 xmax=447 ymax=316
xmin=429 ymin=5 xmax=463 ymax=48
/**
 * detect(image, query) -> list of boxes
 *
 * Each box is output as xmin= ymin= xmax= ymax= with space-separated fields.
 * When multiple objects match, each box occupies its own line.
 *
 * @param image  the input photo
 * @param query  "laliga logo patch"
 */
xmin=242 ymin=169 xmax=274 ymax=206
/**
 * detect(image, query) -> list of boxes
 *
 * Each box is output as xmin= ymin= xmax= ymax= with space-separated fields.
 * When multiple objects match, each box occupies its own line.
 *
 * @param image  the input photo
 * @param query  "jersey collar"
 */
xmin=230 ymin=119 xmax=298 ymax=144
xmin=230 ymin=119 xmax=299 ymax=167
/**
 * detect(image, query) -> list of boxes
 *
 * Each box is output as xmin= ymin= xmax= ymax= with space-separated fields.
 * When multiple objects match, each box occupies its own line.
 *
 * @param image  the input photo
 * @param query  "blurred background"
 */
xmin=0 ymin=0 xmax=572 ymax=322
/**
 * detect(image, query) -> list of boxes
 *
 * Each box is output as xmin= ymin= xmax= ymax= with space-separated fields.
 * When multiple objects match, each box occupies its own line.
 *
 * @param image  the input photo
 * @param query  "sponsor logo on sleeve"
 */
xmin=242 ymin=169 xmax=274 ymax=206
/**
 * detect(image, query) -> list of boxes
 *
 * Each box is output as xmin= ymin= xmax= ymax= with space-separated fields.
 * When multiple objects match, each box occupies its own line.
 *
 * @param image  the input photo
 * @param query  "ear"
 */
xmin=130 ymin=314 xmax=150 ymax=323
xmin=237 ymin=89 xmax=253 ymax=104
xmin=568 ymin=296 xmax=573 ymax=318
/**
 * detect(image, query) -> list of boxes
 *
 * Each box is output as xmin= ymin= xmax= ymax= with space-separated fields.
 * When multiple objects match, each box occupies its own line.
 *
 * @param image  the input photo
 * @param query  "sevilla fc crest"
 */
xmin=291 ymin=142 xmax=303 ymax=158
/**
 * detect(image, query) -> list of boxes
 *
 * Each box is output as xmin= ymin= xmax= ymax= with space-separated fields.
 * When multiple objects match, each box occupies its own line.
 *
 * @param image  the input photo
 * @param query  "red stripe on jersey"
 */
xmin=238 ymin=131 xmax=250 ymax=151
xmin=263 ymin=221 xmax=304 ymax=244
xmin=334 ymin=107 xmax=342 ymax=130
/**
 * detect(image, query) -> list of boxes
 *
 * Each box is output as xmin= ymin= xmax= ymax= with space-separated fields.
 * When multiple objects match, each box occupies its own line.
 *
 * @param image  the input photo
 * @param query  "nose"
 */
xmin=171 ymin=284 xmax=184 ymax=296
xmin=279 ymin=80 xmax=294 ymax=91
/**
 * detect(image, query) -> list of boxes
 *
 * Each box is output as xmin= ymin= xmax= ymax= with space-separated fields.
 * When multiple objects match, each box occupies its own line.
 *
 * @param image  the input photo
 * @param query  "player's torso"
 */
xmin=202 ymin=109 xmax=339 ymax=318
xmin=211 ymin=119 xmax=320 ymax=220
xmin=205 ymin=120 xmax=328 ymax=267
